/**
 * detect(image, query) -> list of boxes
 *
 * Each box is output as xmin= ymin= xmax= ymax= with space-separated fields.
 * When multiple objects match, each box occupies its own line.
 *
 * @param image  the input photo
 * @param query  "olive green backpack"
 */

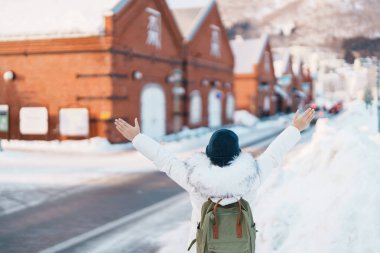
xmin=188 ymin=198 xmax=257 ymax=253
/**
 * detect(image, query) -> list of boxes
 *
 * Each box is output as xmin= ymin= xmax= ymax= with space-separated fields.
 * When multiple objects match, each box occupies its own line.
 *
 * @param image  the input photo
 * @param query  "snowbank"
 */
xmin=156 ymin=100 xmax=380 ymax=252
xmin=0 ymin=137 xmax=133 ymax=154
xmin=0 ymin=0 xmax=121 ymax=41
xmin=234 ymin=110 xmax=259 ymax=127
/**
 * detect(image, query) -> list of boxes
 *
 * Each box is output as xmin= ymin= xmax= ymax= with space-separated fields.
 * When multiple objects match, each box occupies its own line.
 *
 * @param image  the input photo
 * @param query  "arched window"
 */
xmin=226 ymin=93 xmax=235 ymax=120
xmin=146 ymin=8 xmax=161 ymax=49
xmin=190 ymin=90 xmax=202 ymax=124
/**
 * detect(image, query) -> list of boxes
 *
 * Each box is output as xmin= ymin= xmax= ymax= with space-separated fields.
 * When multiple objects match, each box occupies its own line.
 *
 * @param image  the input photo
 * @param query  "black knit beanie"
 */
xmin=206 ymin=129 xmax=241 ymax=167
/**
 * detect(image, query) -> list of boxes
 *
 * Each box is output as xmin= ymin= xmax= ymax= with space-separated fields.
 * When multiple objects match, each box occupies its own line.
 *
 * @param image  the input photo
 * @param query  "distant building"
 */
xmin=168 ymin=0 xmax=235 ymax=129
xmin=292 ymin=60 xmax=314 ymax=110
xmin=0 ymin=0 xmax=233 ymax=143
xmin=230 ymin=34 xmax=277 ymax=117
xmin=273 ymin=51 xmax=296 ymax=113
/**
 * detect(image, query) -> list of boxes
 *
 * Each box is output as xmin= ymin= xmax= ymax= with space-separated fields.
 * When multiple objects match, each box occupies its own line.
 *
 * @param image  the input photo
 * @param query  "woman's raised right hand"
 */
xmin=291 ymin=108 xmax=315 ymax=131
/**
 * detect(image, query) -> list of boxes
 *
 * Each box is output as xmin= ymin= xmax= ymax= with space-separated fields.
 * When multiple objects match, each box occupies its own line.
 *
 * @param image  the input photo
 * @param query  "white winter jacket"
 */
xmin=132 ymin=125 xmax=301 ymax=247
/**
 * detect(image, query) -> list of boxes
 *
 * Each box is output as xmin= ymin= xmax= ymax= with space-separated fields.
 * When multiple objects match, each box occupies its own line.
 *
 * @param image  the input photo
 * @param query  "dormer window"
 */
xmin=210 ymin=25 xmax=221 ymax=58
xmin=146 ymin=8 xmax=161 ymax=49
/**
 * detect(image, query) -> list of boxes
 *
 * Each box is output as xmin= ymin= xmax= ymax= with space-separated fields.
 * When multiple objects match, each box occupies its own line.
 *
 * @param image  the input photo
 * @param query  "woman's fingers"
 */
xmin=116 ymin=118 xmax=132 ymax=128
xmin=306 ymin=110 xmax=315 ymax=122
xmin=301 ymin=108 xmax=312 ymax=118
xmin=115 ymin=119 xmax=134 ymax=133
xmin=114 ymin=120 xmax=126 ymax=130
xmin=134 ymin=118 xmax=140 ymax=129
xmin=302 ymin=108 xmax=313 ymax=120
xmin=292 ymin=110 xmax=299 ymax=122
xmin=115 ymin=125 xmax=125 ymax=135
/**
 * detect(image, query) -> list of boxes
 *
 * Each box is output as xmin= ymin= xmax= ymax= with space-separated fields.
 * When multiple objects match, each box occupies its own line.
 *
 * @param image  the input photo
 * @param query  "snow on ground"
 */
xmin=0 ymin=112 xmax=291 ymax=154
xmin=0 ymin=137 xmax=133 ymax=154
xmin=152 ymin=100 xmax=380 ymax=252
xmin=234 ymin=110 xmax=260 ymax=127
xmin=0 ymin=116 xmax=290 ymax=216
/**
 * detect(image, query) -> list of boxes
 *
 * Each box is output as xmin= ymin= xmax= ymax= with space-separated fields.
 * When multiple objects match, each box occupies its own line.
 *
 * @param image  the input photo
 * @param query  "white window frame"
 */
xmin=210 ymin=25 xmax=221 ymax=58
xmin=189 ymin=90 xmax=202 ymax=124
xmin=146 ymin=8 xmax=161 ymax=49
xmin=226 ymin=93 xmax=235 ymax=120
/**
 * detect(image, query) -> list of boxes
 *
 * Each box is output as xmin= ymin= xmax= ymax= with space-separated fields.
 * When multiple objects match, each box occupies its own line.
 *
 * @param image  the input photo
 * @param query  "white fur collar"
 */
xmin=185 ymin=152 xmax=260 ymax=199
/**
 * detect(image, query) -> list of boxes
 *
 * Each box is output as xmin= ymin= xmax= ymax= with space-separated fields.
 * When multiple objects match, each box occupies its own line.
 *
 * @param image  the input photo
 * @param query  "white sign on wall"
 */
xmin=146 ymin=8 xmax=161 ymax=49
xmin=19 ymin=107 xmax=48 ymax=135
xmin=59 ymin=108 xmax=89 ymax=136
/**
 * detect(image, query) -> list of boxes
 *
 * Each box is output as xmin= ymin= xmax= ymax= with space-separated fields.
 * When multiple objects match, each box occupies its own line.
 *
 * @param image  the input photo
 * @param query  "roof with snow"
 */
xmin=229 ymin=34 xmax=269 ymax=74
xmin=292 ymin=60 xmax=303 ymax=76
xmin=167 ymin=0 xmax=215 ymax=41
xmin=0 ymin=0 xmax=130 ymax=41
xmin=273 ymin=51 xmax=291 ymax=77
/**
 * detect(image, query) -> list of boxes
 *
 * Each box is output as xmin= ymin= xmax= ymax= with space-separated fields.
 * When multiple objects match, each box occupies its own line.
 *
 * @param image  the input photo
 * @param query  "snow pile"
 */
xmin=0 ymin=137 xmax=133 ymax=154
xmin=234 ymin=110 xmax=259 ymax=127
xmin=156 ymin=100 xmax=380 ymax=252
xmin=0 ymin=0 xmax=124 ymax=41
xmin=252 ymin=100 xmax=380 ymax=252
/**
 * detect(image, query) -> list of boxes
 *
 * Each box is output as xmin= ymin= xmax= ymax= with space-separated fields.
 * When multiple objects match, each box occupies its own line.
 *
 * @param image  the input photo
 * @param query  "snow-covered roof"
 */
xmin=274 ymin=51 xmax=291 ymax=77
xmin=229 ymin=34 xmax=269 ymax=74
xmin=274 ymin=60 xmax=285 ymax=77
xmin=167 ymin=0 xmax=215 ymax=41
xmin=292 ymin=60 xmax=302 ymax=76
xmin=0 ymin=0 xmax=129 ymax=41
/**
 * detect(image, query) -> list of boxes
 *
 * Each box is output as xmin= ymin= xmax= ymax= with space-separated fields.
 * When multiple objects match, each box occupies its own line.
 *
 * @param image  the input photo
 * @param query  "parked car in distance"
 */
xmin=328 ymin=101 xmax=343 ymax=114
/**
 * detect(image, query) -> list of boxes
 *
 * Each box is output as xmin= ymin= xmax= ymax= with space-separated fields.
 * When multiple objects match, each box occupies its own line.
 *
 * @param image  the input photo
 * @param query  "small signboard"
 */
xmin=19 ymin=107 xmax=48 ymax=135
xmin=59 ymin=108 xmax=89 ymax=136
xmin=0 ymin=105 xmax=9 ymax=133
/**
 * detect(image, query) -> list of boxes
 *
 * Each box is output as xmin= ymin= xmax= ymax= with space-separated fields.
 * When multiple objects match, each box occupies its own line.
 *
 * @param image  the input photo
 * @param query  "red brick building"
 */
xmin=0 ymin=0 xmax=189 ymax=142
xmin=292 ymin=60 xmax=313 ymax=110
xmin=230 ymin=34 xmax=277 ymax=117
xmin=273 ymin=51 xmax=296 ymax=113
xmin=169 ymin=0 xmax=234 ymax=129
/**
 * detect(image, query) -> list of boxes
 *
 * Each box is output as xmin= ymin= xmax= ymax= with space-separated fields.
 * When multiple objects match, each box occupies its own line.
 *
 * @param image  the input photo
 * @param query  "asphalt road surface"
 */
xmin=0 ymin=172 xmax=182 ymax=253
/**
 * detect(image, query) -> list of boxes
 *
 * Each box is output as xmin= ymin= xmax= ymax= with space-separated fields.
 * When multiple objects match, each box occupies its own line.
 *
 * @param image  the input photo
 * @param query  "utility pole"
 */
xmin=377 ymin=60 xmax=380 ymax=132
xmin=170 ymin=68 xmax=184 ymax=133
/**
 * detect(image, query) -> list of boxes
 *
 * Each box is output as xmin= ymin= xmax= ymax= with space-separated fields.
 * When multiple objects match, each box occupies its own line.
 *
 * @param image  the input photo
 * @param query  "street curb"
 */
xmin=37 ymin=192 xmax=187 ymax=253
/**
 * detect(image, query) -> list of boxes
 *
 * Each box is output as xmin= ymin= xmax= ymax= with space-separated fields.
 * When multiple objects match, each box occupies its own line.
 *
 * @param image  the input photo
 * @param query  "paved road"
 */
xmin=0 ymin=172 xmax=182 ymax=253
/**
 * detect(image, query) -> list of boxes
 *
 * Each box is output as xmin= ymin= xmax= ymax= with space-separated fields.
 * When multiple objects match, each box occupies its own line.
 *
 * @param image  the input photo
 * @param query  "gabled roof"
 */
xmin=0 ymin=0 xmax=130 ymax=41
xmin=167 ymin=0 xmax=215 ymax=41
xmin=229 ymin=34 xmax=269 ymax=74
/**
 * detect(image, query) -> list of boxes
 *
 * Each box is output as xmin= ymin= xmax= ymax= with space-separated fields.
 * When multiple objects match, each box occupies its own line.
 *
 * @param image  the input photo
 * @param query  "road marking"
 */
xmin=38 ymin=192 xmax=187 ymax=253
